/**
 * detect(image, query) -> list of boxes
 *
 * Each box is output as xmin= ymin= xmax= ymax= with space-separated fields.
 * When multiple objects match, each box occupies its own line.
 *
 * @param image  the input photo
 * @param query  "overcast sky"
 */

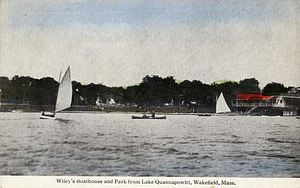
xmin=1 ymin=0 xmax=300 ymax=87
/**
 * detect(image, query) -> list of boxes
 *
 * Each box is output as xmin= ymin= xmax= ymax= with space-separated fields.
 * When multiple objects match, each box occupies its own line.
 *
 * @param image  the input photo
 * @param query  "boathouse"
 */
xmin=275 ymin=95 xmax=300 ymax=116
xmin=234 ymin=94 xmax=277 ymax=107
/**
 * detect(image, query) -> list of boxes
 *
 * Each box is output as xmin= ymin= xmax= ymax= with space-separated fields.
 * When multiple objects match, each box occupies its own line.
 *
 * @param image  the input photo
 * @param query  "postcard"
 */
xmin=0 ymin=0 xmax=299 ymax=187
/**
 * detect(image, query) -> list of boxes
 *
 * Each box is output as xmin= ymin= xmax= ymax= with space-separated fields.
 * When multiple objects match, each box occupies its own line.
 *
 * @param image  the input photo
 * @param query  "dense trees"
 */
xmin=137 ymin=75 xmax=179 ymax=106
xmin=238 ymin=78 xmax=260 ymax=94
xmin=0 ymin=77 xmax=10 ymax=102
xmin=179 ymin=80 xmax=213 ymax=106
xmin=0 ymin=75 xmax=291 ymax=107
xmin=262 ymin=82 xmax=288 ymax=95
xmin=0 ymin=76 xmax=58 ymax=105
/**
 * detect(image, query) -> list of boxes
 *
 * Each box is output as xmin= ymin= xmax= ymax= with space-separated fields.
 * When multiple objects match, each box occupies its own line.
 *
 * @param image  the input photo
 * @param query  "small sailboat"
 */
xmin=198 ymin=92 xmax=236 ymax=116
xmin=216 ymin=92 xmax=231 ymax=114
xmin=40 ymin=66 xmax=72 ymax=119
xmin=214 ymin=92 xmax=244 ymax=116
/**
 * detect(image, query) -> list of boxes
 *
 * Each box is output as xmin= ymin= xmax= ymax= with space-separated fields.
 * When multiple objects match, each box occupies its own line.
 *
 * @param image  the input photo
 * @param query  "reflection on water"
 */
xmin=0 ymin=112 xmax=300 ymax=177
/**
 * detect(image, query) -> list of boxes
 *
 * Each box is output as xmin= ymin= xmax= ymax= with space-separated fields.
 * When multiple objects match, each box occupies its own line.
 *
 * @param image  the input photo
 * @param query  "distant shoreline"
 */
xmin=0 ymin=104 xmax=214 ymax=114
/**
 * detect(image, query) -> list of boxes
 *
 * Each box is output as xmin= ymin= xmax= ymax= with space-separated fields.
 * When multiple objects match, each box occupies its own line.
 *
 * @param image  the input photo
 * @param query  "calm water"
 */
xmin=0 ymin=112 xmax=299 ymax=177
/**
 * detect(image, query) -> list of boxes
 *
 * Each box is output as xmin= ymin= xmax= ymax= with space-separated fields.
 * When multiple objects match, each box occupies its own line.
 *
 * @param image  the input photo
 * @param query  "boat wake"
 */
xmin=56 ymin=118 xmax=72 ymax=123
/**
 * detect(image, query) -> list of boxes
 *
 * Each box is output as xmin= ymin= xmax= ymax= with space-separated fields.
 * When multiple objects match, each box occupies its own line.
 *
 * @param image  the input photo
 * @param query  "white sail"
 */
xmin=55 ymin=66 xmax=72 ymax=113
xmin=216 ymin=92 xmax=231 ymax=114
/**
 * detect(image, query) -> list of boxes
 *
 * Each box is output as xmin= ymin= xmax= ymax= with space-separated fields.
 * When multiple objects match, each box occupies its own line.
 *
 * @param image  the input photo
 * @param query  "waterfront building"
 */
xmin=275 ymin=95 xmax=300 ymax=116
xmin=234 ymin=94 xmax=277 ymax=107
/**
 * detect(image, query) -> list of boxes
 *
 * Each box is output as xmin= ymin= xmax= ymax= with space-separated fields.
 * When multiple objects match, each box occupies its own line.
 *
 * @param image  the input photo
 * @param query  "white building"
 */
xmin=275 ymin=95 xmax=300 ymax=116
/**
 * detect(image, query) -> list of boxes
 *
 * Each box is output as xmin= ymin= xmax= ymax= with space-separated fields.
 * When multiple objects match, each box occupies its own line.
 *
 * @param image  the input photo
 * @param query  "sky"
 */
xmin=1 ymin=0 xmax=300 ymax=87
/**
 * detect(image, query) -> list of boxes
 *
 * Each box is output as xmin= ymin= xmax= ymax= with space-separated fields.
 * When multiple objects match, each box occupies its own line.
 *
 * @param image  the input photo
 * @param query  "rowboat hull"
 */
xmin=132 ymin=115 xmax=166 ymax=119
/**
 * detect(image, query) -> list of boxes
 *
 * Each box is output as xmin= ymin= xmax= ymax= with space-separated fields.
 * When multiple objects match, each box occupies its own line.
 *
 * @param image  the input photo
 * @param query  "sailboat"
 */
xmin=216 ymin=92 xmax=231 ymax=114
xmin=214 ymin=92 xmax=244 ymax=116
xmin=198 ymin=92 xmax=231 ymax=116
xmin=40 ymin=66 xmax=72 ymax=119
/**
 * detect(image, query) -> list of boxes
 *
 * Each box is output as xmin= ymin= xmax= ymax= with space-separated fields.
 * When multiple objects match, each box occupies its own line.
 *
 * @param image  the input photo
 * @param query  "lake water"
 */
xmin=0 ymin=112 xmax=299 ymax=177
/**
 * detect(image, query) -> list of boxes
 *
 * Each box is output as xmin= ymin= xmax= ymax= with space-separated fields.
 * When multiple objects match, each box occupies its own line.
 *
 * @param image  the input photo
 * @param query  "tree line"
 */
xmin=0 ymin=75 xmax=290 ymax=107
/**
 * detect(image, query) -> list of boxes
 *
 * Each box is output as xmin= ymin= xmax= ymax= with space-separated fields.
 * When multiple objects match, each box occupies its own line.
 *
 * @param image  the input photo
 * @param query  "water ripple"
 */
xmin=267 ymin=138 xmax=297 ymax=144
xmin=266 ymin=154 xmax=296 ymax=159
xmin=158 ymin=136 xmax=175 ymax=140
xmin=1 ymin=113 xmax=300 ymax=177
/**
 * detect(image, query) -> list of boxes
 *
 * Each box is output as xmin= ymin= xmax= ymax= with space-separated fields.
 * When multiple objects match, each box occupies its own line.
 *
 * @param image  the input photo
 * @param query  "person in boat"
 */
xmin=42 ymin=111 xmax=45 ymax=116
xmin=151 ymin=111 xmax=155 ymax=117
xmin=142 ymin=112 xmax=147 ymax=117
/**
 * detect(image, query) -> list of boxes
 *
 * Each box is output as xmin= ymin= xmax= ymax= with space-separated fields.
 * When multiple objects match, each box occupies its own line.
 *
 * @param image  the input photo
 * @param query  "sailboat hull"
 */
xmin=40 ymin=114 xmax=56 ymax=120
xmin=214 ymin=112 xmax=244 ymax=116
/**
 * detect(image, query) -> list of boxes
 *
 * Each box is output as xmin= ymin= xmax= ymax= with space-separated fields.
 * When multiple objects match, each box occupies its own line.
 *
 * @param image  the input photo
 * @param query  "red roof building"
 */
xmin=236 ymin=94 xmax=274 ymax=101
xmin=234 ymin=94 xmax=277 ymax=107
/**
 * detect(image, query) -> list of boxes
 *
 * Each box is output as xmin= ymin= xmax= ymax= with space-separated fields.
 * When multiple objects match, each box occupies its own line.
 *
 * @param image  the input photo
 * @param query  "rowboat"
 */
xmin=131 ymin=115 xmax=166 ymax=119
